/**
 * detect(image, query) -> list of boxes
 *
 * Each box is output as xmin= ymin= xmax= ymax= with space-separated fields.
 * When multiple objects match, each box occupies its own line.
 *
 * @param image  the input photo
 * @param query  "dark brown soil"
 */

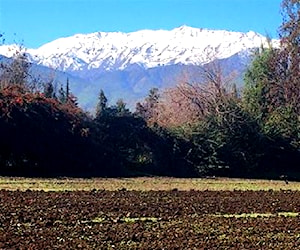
xmin=0 ymin=190 xmax=299 ymax=249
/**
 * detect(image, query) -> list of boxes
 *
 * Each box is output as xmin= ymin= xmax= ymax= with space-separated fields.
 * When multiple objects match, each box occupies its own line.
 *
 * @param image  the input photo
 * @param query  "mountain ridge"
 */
xmin=0 ymin=26 xmax=277 ymax=76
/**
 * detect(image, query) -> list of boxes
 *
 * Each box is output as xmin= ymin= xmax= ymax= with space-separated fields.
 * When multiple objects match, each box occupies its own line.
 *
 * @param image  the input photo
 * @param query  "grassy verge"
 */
xmin=0 ymin=177 xmax=299 ymax=191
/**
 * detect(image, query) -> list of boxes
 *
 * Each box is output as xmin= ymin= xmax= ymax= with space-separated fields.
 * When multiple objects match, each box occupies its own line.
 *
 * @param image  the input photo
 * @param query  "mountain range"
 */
xmin=0 ymin=26 xmax=278 ymax=112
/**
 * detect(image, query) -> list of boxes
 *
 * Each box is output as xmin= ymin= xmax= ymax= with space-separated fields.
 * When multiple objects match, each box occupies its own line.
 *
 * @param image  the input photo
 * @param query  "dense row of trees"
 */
xmin=0 ymin=0 xmax=299 ymax=179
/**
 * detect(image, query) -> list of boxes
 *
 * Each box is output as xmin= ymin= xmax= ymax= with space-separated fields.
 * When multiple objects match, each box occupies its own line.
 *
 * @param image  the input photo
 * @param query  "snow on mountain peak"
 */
xmin=0 ymin=26 xmax=278 ymax=77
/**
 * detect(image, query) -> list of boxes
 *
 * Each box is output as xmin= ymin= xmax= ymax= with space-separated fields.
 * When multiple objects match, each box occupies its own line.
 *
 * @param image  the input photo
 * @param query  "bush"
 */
xmin=0 ymin=86 xmax=119 ymax=177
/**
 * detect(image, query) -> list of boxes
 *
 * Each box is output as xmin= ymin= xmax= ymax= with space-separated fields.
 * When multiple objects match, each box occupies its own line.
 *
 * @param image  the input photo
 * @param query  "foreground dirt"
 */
xmin=0 ymin=190 xmax=299 ymax=249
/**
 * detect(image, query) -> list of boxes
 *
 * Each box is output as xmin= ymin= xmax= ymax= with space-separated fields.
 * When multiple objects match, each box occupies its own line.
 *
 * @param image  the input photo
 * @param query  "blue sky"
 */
xmin=0 ymin=0 xmax=283 ymax=48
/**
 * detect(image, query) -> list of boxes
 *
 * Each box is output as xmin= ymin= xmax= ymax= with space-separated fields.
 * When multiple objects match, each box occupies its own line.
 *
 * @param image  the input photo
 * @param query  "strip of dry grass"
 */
xmin=0 ymin=177 xmax=299 ymax=191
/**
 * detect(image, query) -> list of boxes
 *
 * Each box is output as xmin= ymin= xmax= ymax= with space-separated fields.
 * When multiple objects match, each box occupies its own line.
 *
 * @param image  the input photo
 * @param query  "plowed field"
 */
xmin=0 ymin=190 xmax=299 ymax=249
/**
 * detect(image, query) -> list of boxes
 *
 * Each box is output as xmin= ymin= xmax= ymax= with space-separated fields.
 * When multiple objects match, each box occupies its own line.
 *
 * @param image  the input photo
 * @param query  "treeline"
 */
xmin=0 ymin=84 xmax=196 ymax=177
xmin=0 ymin=0 xmax=299 ymax=179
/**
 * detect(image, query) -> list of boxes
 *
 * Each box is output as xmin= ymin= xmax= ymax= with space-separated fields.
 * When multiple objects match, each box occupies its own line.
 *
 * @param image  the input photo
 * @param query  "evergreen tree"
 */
xmin=44 ymin=81 xmax=55 ymax=98
xmin=58 ymin=84 xmax=66 ymax=103
xmin=95 ymin=89 xmax=108 ymax=118
xmin=243 ymin=47 xmax=276 ymax=121
xmin=135 ymin=88 xmax=160 ymax=124
xmin=66 ymin=78 xmax=70 ymax=102
xmin=135 ymin=102 xmax=147 ymax=118
xmin=115 ymin=98 xmax=129 ymax=116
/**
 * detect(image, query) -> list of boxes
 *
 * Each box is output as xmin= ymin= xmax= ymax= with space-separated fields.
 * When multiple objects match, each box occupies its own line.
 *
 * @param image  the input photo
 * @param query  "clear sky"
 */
xmin=0 ymin=0 xmax=283 ymax=49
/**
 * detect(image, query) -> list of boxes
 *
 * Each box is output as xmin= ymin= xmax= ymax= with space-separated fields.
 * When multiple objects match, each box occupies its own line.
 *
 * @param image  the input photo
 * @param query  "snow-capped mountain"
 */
xmin=0 ymin=26 xmax=279 ymax=111
xmin=1 ymin=26 xmax=277 ymax=77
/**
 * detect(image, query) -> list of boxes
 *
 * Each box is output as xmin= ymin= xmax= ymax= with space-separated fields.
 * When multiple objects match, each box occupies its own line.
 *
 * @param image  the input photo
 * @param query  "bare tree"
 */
xmin=0 ymin=45 xmax=30 ymax=89
xmin=154 ymin=58 xmax=238 ymax=129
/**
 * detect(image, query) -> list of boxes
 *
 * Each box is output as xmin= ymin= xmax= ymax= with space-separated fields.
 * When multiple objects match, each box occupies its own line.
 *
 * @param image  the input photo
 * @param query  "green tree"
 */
xmin=95 ymin=89 xmax=108 ymax=118
xmin=241 ymin=0 xmax=300 ymax=177
xmin=66 ymin=78 xmax=70 ymax=101
xmin=44 ymin=81 xmax=55 ymax=98
xmin=243 ymin=0 xmax=300 ymax=137
xmin=135 ymin=88 xmax=160 ymax=125
xmin=58 ymin=84 xmax=66 ymax=103
xmin=243 ymin=47 xmax=276 ymax=121
xmin=115 ymin=98 xmax=129 ymax=116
